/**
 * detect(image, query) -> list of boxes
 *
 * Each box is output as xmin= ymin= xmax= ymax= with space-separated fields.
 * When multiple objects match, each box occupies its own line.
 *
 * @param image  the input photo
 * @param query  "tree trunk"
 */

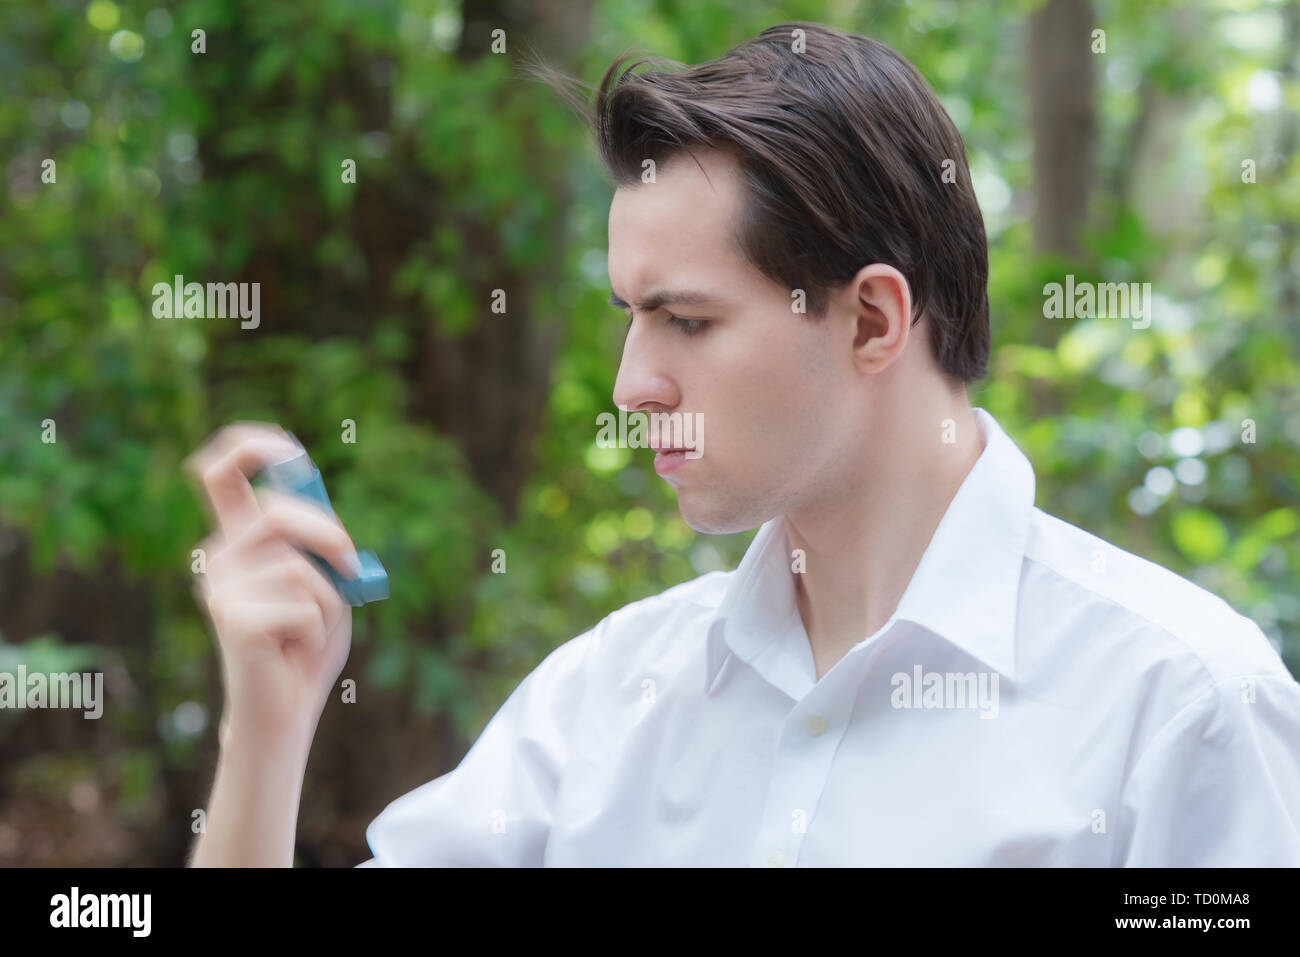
xmin=1026 ymin=0 xmax=1097 ymax=257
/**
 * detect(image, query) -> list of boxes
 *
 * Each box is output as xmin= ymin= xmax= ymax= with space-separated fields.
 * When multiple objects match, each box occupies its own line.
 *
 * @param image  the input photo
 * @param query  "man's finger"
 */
xmin=191 ymin=427 xmax=302 ymax=539
xmin=184 ymin=422 xmax=296 ymax=481
xmin=240 ymin=488 xmax=362 ymax=582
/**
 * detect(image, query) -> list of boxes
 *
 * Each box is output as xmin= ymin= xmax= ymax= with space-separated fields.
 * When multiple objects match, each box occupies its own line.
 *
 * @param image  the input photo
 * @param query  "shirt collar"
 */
xmin=704 ymin=407 xmax=1035 ymax=695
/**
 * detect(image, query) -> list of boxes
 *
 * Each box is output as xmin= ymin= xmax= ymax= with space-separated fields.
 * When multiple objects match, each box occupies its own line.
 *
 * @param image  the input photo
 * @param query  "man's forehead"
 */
xmin=607 ymin=149 xmax=746 ymax=296
xmin=609 ymin=148 xmax=741 ymax=218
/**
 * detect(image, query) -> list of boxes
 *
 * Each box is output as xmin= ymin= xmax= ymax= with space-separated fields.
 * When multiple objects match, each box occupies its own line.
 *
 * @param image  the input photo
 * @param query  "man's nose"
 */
xmin=611 ymin=323 xmax=679 ymax=412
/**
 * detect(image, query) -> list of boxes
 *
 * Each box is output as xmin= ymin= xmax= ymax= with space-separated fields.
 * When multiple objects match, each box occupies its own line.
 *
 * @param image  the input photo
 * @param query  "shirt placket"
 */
xmin=747 ymin=628 xmax=892 ymax=867
xmin=750 ymin=685 xmax=848 ymax=867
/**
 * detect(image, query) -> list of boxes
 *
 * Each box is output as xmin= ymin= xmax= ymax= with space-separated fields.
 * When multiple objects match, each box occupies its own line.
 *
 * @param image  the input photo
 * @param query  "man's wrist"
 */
xmin=219 ymin=713 xmax=314 ymax=768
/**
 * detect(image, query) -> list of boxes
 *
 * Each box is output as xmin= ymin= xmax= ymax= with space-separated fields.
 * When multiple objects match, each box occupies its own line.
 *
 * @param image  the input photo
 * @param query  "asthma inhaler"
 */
xmin=258 ymin=434 xmax=388 ymax=607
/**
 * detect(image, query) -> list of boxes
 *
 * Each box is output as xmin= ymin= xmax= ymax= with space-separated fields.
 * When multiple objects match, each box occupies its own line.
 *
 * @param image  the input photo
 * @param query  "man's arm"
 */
xmin=188 ymin=721 xmax=310 ymax=868
xmin=1119 ymin=670 xmax=1300 ymax=866
xmin=182 ymin=423 xmax=365 ymax=867
xmin=361 ymin=623 xmax=598 ymax=867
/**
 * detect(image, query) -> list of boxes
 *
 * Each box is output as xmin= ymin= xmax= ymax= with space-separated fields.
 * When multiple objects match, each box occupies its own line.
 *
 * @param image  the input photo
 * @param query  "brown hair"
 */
xmin=527 ymin=22 xmax=990 ymax=385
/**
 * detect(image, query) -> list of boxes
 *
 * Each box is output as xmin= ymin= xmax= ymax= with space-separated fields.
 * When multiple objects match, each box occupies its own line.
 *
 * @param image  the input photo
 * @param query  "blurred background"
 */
xmin=0 ymin=0 xmax=1297 ymax=866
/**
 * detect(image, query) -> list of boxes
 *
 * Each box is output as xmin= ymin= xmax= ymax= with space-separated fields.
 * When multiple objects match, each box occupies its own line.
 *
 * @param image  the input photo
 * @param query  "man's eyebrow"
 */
xmin=607 ymin=288 xmax=723 ymax=312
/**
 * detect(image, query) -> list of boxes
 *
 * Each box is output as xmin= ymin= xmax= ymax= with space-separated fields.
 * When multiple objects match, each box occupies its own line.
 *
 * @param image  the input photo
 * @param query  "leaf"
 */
xmin=1170 ymin=508 xmax=1229 ymax=563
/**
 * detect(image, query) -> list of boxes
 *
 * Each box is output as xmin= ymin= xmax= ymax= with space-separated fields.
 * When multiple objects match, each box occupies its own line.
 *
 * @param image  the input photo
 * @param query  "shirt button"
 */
xmin=767 ymin=849 xmax=786 ymax=867
xmin=805 ymin=715 xmax=828 ymax=737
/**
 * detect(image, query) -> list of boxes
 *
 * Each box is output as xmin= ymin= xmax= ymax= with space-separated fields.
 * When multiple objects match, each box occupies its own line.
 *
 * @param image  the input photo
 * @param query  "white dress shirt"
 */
xmin=359 ymin=407 xmax=1300 ymax=866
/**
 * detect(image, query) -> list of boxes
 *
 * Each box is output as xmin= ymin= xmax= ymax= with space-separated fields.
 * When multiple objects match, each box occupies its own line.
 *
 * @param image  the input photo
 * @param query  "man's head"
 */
xmin=536 ymin=23 xmax=990 ymax=534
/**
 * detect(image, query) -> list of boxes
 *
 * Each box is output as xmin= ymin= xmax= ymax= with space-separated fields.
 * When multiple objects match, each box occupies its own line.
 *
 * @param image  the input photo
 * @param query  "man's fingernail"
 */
xmin=348 ymin=552 xmax=363 ymax=577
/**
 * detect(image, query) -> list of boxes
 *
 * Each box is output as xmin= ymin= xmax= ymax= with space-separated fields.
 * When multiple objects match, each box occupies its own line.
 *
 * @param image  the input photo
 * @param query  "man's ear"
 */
xmin=839 ymin=263 xmax=914 ymax=374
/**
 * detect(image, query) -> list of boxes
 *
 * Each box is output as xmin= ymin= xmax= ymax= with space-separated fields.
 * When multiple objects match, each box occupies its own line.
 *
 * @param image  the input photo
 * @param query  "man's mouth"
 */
xmin=652 ymin=447 xmax=693 ymax=476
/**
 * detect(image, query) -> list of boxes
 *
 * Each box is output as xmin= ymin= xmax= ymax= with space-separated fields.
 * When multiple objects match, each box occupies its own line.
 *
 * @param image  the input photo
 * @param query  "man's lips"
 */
xmin=652 ymin=447 xmax=693 ymax=476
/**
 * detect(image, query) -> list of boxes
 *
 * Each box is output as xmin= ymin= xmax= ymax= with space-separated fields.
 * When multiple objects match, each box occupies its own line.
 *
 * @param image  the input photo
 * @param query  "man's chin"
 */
xmin=675 ymin=491 xmax=767 ymax=537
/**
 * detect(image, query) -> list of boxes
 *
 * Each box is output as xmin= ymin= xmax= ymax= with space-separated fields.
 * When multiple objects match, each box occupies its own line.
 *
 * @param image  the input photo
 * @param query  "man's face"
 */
xmin=608 ymin=148 xmax=853 ymax=535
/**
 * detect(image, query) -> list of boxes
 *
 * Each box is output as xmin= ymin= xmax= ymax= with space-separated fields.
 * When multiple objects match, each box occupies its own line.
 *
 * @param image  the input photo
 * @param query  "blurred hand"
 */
xmin=185 ymin=423 xmax=359 ymax=751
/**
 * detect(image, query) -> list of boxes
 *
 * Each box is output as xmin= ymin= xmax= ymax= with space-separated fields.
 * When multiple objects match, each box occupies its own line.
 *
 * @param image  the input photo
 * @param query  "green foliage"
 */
xmin=1 ymin=0 xmax=1297 ymax=864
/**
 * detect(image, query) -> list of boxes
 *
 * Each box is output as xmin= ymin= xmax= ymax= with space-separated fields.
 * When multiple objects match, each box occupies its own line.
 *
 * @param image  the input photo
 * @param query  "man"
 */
xmin=188 ymin=23 xmax=1300 ymax=867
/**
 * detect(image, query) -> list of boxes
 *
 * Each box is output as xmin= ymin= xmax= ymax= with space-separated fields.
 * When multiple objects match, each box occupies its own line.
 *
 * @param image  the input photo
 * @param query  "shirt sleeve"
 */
xmin=360 ymin=624 xmax=596 ymax=867
xmin=1119 ymin=671 xmax=1300 ymax=866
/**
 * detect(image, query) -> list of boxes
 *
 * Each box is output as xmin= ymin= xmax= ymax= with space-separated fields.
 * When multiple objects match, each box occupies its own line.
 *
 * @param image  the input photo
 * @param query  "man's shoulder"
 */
xmin=521 ymin=570 xmax=733 ymax=701
xmin=615 ymin=568 xmax=733 ymax=613
xmin=565 ymin=569 xmax=732 ymax=664
xmin=596 ymin=568 xmax=732 ymax=634
xmin=1023 ymin=506 xmax=1288 ymax=683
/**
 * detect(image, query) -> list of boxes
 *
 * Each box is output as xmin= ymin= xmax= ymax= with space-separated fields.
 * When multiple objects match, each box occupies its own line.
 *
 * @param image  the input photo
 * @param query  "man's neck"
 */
xmin=785 ymin=394 xmax=985 ymax=682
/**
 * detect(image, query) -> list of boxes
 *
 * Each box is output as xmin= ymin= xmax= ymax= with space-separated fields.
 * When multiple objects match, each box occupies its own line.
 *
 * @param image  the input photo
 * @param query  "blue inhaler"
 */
xmin=258 ymin=435 xmax=388 ymax=607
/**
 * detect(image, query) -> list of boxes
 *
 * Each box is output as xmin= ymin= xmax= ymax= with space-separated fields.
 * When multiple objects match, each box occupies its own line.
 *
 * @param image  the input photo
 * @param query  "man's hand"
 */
xmin=185 ymin=423 xmax=359 ymax=751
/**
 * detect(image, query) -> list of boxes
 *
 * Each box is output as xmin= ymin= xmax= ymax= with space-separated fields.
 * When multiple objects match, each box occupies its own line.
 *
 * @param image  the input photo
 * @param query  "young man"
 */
xmin=189 ymin=23 xmax=1300 ymax=867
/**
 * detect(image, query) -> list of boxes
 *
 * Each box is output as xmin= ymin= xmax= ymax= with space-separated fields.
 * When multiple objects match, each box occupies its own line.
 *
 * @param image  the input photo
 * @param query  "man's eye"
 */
xmin=667 ymin=315 xmax=708 ymax=336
